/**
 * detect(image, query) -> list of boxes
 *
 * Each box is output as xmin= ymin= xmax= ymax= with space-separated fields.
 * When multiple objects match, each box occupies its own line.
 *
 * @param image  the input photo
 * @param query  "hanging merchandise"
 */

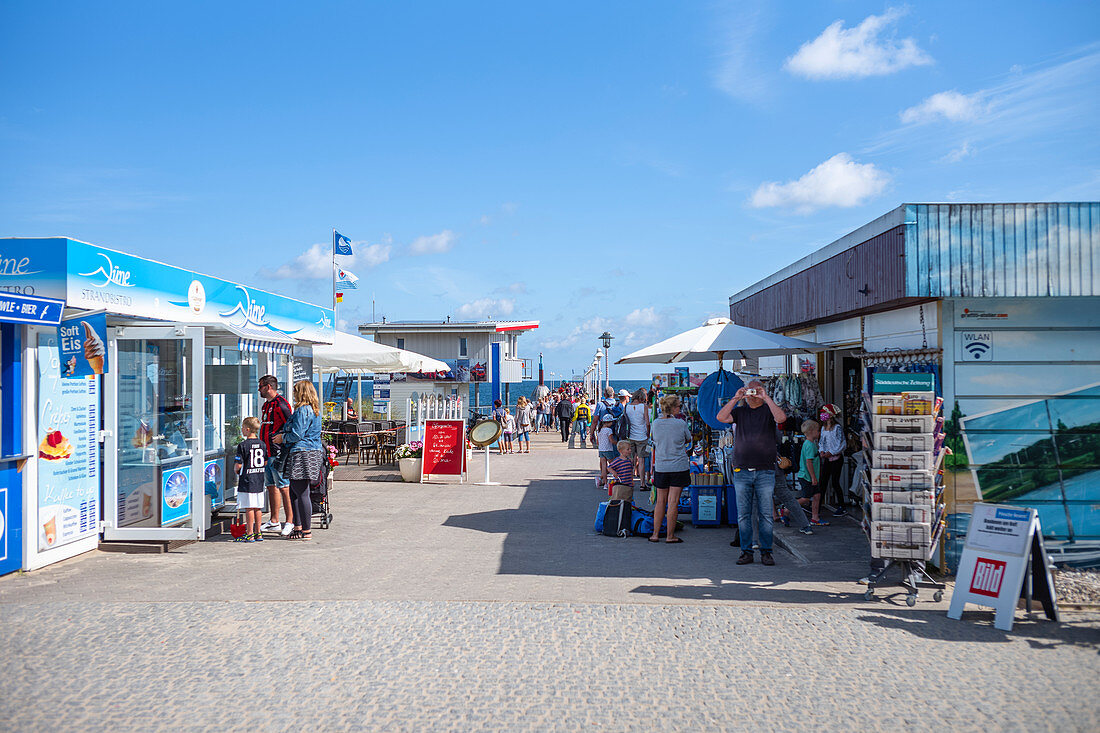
xmin=697 ymin=369 xmax=744 ymax=429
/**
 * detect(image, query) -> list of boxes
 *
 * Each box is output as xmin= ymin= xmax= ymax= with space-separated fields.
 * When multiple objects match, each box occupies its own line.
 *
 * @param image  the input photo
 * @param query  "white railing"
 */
xmin=407 ymin=393 xmax=465 ymax=441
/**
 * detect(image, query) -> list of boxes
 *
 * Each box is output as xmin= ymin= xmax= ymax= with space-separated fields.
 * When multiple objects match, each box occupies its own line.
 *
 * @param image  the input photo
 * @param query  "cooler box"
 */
xmin=690 ymin=485 xmax=722 ymax=527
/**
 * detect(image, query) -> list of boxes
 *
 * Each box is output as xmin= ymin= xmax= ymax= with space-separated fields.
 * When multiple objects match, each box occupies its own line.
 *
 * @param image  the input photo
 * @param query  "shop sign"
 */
xmin=161 ymin=465 xmax=192 ymax=527
xmin=373 ymin=377 xmax=391 ymax=416
xmin=0 ymin=238 xmax=68 ymax=299
xmin=36 ymin=333 xmax=100 ymax=551
xmin=947 ymin=503 xmax=1058 ymax=631
xmin=58 ymin=312 xmax=109 ymax=377
xmin=0 ymin=291 xmax=64 ymax=326
xmin=958 ymin=331 xmax=993 ymax=362
xmin=65 ymin=241 xmax=335 ymax=344
xmin=872 ymin=372 xmax=934 ymax=393
xmin=420 ymin=419 xmax=466 ymax=482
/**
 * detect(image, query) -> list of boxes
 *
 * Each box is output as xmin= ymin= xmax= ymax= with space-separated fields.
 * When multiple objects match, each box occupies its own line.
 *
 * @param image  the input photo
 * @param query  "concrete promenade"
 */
xmin=2 ymin=431 xmax=1098 ymax=731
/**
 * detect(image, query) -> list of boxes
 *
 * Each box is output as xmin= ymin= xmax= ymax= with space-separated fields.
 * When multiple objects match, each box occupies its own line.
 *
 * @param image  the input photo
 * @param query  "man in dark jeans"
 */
xmin=717 ymin=379 xmax=788 ymax=566
xmin=555 ymin=396 xmax=574 ymax=443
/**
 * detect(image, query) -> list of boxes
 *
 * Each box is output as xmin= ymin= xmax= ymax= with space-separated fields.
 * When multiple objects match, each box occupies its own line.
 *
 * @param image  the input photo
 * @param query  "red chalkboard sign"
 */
xmin=420 ymin=419 xmax=467 ymax=482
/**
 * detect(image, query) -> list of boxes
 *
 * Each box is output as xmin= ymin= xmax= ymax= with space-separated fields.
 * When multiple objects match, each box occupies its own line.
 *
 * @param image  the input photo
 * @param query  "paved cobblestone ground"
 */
xmin=2 ymin=432 xmax=1098 ymax=731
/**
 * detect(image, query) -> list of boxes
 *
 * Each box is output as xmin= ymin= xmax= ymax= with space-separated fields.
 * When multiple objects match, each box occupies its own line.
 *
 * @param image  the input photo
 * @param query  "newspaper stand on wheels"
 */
xmin=858 ymin=379 xmax=948 ymax=606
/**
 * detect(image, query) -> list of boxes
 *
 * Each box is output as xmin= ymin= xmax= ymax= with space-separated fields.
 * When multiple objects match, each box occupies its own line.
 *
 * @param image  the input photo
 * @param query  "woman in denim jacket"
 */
xmin=273 ymin=380 xmax=323 ymax=540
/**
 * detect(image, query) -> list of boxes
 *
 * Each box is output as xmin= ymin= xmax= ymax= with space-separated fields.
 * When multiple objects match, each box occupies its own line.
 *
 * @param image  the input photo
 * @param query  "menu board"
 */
xmin=37 ymin=333 xmax=100 ymax=551
xmin=421 ymin=419 xmax=466 ymax=480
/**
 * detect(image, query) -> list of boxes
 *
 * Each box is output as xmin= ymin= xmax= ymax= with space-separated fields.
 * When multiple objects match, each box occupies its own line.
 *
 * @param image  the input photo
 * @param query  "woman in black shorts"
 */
xmin=648 ymin=394 xmax=693 ymax=544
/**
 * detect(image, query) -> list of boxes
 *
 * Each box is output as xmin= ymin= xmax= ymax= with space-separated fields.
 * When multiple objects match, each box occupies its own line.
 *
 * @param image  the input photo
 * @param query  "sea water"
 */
xmin=333 ymin=377 xmax=654 ymax=406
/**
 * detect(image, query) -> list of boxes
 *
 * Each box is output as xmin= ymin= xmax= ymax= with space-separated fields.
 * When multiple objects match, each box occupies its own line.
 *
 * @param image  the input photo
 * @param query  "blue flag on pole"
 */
xmin=334 ymin=231 xmax=353 ymax=256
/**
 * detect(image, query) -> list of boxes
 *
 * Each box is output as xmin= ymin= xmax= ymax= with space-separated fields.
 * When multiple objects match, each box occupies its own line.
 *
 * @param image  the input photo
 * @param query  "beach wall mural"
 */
xmin=945 ymin=297 xmax=1100 ymax=568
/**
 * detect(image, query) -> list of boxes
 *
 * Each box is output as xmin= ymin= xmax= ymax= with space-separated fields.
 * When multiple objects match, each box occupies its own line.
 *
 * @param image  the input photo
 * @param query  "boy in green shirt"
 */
xmin=797 ymin=420 xmax=829 ymax=526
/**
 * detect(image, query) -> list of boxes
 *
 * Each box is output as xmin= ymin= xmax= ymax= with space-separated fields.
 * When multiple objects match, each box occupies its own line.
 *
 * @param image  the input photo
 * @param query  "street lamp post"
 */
xmin=599 ymin=331 xmax=613 ymax=397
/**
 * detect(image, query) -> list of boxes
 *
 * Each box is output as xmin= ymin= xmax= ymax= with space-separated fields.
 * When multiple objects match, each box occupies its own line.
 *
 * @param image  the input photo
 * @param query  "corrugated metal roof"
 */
xmin=904 ymin=203 xmax=1100 ymax=297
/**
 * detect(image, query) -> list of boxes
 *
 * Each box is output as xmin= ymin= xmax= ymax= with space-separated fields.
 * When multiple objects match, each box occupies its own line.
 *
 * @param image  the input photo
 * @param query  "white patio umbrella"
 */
xmin=313 ymin=331 xmax=449 ymax=374
xmin=615 ymin=317 xmax=824 ymax=367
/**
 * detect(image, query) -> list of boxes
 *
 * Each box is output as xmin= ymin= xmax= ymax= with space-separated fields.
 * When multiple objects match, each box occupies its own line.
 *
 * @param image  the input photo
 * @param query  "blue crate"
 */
xmin=691 ymin=485 xmax=723 ymax=527
xmin=721 ymin=484 xmax=738 ymax=526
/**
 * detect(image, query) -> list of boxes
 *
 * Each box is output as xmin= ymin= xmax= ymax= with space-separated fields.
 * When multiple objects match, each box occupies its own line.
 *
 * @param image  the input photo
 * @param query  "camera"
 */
xmin=746 ymin=388 xmax=758 ymax=396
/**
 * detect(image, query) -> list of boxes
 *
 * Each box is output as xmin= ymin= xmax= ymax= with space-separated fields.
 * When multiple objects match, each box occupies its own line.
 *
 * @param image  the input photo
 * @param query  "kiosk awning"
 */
xmin=216 ymin=322 xmax=298 ymax=354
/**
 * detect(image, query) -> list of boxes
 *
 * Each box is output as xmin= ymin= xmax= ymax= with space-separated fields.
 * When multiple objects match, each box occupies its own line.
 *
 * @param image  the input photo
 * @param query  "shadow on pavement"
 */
xmin=856 ymin=607 xmax=1100 ymax=649
xmin=444 ymin=476 xmax=873 ymax=594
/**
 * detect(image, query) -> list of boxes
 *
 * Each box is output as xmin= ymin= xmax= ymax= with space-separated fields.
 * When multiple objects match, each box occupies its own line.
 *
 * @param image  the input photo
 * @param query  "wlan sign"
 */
xmin=959 ymin=331 xmax=993 ymax=362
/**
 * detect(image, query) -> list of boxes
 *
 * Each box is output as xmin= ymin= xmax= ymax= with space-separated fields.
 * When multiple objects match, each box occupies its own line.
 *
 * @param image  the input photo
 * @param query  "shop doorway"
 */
xmin=103 ymin=326 xmax=206 ymax=541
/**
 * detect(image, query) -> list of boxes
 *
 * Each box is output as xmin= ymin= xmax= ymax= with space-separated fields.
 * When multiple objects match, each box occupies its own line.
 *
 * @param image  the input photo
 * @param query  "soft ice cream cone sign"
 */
xmin=58 ymin=312 xmax=109 ymax=378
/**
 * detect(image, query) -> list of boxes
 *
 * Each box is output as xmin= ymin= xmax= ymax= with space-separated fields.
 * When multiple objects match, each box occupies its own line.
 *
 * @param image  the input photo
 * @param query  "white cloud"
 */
xmin=941 ymin=142 xmax=975 ymax=163
xmin=866 ymin=45 xmax=1100 ymax=157
xmin=749 ymin=153 xmax=890 ymax=213
xmin=712 ymin=1 xmax=772 ymax=102
xmin=357 ymin=242 xmax=392 ymax=267
xmin=493 ymin=281 xmax=527 ymax=295
xmin=261 ymin=240 xmax=391 ymax=280
xmin=455 ymin=297 xmax=514 ymax=320
xmin=624 ymin=307 xmax=661 ymax=328
xmin=542 ymin=317 xmax=614 ymax=350
xmin=900 ymin=90 xmax=983 ymax=124
xmin=408 ymin=230 xmax=457 ymax=255
xmin=785 ymin=8 xmax=932 ymax=80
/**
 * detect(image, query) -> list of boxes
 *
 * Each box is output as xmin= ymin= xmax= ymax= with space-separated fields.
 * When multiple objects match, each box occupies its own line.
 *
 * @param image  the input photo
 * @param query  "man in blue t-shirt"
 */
xmin=717 ymin=379 xmax=788 ymax=567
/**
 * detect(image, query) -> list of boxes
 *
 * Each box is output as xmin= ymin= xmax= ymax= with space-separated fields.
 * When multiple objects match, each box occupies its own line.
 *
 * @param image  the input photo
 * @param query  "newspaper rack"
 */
xmin=859 ymin=384 xmax=947 ymax=607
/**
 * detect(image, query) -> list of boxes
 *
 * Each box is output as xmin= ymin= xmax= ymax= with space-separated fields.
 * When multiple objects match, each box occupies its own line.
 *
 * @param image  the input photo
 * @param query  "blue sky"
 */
xmin=2 ymin=1 xmax=1098 ymax=378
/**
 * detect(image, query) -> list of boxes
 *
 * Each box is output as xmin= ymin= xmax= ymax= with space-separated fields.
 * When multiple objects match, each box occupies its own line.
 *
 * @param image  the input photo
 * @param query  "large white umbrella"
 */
xmin=313 ymin=331 xmax=450 ymax=374
xmin=616 ymin=317 xmax=824 ymax=365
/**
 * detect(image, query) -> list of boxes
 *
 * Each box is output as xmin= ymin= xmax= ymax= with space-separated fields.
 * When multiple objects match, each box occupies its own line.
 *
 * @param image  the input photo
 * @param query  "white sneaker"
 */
xmin=261 ymin=521 xmax=280 ymax=531
xmin=281 ymin=522 xmax=294 ymax=536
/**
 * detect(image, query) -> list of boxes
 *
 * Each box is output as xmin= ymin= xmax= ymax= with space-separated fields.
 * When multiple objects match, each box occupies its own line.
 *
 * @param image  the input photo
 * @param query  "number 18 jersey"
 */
xmin=235 ymin=438 xmax=268 ymax=493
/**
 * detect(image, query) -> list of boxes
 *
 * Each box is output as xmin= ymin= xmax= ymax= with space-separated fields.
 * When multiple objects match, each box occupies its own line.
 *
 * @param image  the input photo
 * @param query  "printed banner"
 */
xmin=161 ymin=464 xmax=191 ymax=526
xmin=205 ymin=457 xmax=225 ymax=509
xmin=37 ymin=333 xmax=100 ymax=551
xmin=58 ymin=312 xmax=108 ymax=378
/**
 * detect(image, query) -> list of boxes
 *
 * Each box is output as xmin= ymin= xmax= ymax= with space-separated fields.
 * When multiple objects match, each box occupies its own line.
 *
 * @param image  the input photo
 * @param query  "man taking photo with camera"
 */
xmin=716 ymin=379 xmax=788 ymax=566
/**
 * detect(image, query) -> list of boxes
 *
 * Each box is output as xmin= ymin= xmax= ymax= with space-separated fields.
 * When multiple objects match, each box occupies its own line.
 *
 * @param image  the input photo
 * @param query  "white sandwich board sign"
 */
xmin=948 ymin=503 xmax=1059 ymax=631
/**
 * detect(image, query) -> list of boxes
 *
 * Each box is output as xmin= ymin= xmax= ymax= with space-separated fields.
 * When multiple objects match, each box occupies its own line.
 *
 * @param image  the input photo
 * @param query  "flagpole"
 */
xmin=332 ymin=228 xmax=337 ymax=321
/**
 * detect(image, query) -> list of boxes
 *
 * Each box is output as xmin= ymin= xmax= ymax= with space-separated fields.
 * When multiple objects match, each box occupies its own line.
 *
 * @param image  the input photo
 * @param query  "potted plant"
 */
xmin=395 ymin=441 xmax=424 ymax=482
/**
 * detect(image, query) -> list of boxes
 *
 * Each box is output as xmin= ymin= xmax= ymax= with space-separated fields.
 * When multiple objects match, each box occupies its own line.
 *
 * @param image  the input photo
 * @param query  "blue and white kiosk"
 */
xmin=0 ymin=238 xmax=335 ymax=574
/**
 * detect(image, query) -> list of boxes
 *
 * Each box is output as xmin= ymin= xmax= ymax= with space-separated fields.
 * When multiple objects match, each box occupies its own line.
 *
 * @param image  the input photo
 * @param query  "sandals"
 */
xmin=300 ymin=531 xmax=312 ymax=541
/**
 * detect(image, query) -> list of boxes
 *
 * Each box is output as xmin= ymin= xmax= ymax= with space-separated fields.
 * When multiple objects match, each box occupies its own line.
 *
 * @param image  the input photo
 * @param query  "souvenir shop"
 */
xmin=0 ymin=237 xmax=334 ymax=575
xmin=728 ymin=202 xmax=1100 ymax=571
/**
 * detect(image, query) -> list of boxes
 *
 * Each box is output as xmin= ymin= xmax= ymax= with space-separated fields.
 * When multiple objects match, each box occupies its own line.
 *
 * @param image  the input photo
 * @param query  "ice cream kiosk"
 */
xmin=0 ymin=238 xmax=334 ymax=572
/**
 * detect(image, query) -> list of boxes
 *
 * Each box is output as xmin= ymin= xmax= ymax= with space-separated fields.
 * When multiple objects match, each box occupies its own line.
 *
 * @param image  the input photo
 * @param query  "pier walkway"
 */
xmin=2 ymin=431 xmax=1098 ymax=731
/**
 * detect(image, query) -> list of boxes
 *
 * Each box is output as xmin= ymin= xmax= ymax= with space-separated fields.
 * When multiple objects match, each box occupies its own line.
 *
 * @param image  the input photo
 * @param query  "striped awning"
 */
xmin=238 ymin=338 xmax=294 ymax=355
